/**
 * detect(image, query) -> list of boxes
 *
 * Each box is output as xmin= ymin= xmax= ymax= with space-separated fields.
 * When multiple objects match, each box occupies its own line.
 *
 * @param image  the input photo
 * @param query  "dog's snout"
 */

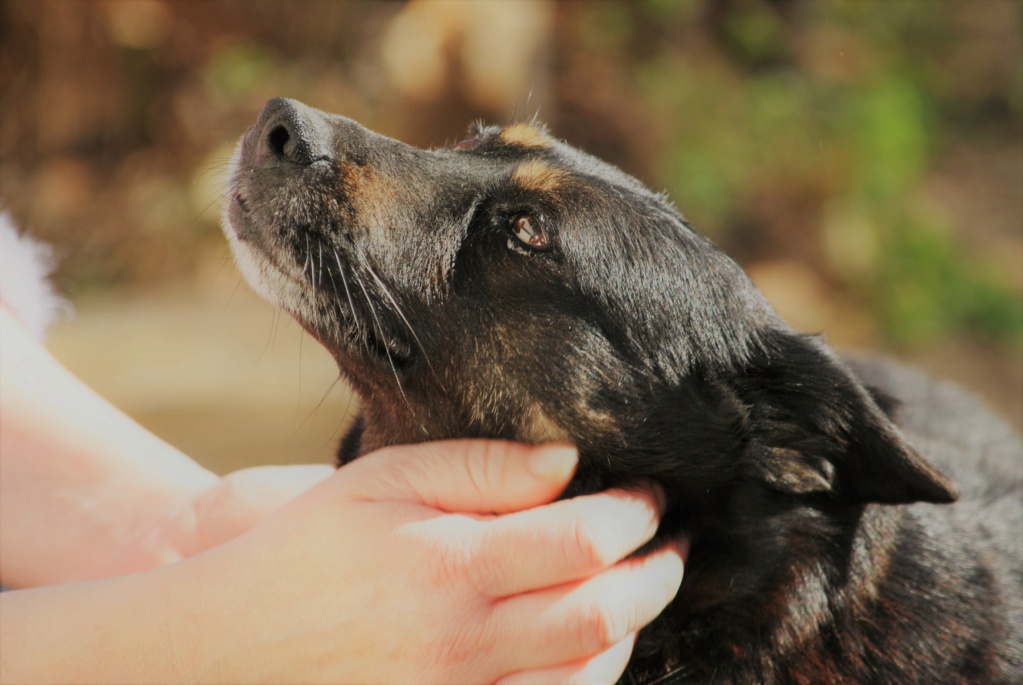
xmin=249 ymin=97 xmax=332 ymax=168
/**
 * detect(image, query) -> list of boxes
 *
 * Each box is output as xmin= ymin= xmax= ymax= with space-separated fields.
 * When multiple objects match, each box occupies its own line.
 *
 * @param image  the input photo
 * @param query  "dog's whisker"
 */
xmin=364 ymin=262 xmax=432 ymax=371
xmin=304 ymin=235 xmax=317 ymax=302
xmin=353 ymin=271 xmax=427 ymax=437
xmin=333 ymin=248 xmax=362 ymax=342
xmin=189 ymin=193 xmax=230 ymax=227
xmin=293 ymin=372 xmax=345 ymax=439
xmin=317 ymin=241 xmax=324 ymax=290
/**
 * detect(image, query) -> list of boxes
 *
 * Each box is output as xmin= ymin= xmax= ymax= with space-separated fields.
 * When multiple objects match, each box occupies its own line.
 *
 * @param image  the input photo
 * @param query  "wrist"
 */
xmin=1 ymin=304 xmax=221 ymax=585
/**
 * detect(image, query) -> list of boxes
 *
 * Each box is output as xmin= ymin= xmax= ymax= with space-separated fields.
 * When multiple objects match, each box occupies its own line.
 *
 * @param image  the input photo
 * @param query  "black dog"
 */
xmin=223 ymin=98 xmax=1023 ymax=684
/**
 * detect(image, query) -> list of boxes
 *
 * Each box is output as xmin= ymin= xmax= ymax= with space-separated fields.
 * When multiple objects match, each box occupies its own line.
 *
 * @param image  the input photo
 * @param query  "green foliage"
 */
xmin=722 ymin=0 xmax=787 ymax=63
xmin=631 ymin=0 xmax=1020 ymax=348
xmin=3 ymin=0 xmax=1016 ymax=353
xmin=851 ymin=76 xmax=933 ymax=203
xmin=206 ymin=42 xmax=277 ymax=99
xmin=873 ymin=217 xmax=1023 ymax=347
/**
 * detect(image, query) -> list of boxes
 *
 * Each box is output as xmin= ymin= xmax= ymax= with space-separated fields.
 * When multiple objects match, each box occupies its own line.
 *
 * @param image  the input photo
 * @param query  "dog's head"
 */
xmin=224 ymin=98 xmax=956 ymax=592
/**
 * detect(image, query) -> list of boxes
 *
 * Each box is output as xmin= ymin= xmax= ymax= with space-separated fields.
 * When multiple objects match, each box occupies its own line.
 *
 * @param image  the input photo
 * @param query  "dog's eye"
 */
xmin=510 ymin=213 xmax=549 ymax=251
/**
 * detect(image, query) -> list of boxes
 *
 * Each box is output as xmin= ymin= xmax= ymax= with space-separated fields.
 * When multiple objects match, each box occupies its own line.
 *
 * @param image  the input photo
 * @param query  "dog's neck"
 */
xmin=634 ymin=502 xmax=927 ymax=684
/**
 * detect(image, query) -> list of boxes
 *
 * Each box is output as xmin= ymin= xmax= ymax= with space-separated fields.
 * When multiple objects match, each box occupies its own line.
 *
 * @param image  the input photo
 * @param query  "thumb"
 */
xmin=335 ymin=440 xmax=578 ymax=514
xmin=187 ymin=464 xmax=336 ymax=553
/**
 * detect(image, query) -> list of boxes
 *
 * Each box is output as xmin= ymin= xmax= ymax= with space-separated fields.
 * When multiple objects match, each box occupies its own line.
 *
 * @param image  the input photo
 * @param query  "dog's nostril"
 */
xmin=268 ymin=125 xmax=290 ymax=158
xmin=251 ymin=98 xmax=332 ymax=167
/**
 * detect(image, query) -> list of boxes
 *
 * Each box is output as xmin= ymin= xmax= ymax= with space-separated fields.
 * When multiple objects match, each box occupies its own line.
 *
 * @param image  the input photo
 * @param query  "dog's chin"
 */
xmin=224 ymin=212 xmax=416 ymax=375
xmin=223 ymin=200 xmax=329 ymax=345
xmin=225 ymin=217 xmax=291 ymax=308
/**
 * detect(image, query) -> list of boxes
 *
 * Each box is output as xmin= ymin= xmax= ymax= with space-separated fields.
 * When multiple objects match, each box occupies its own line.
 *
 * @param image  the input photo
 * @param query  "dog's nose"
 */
xmin=249 ymin=98 xmax=333 ymax=167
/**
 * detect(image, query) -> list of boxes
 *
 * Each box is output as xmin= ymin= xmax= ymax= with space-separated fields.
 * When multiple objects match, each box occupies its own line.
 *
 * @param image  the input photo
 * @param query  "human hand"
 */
xmin=1 ymin=439 xmax=683 ymax=684
xmin=179 ymin=440 xmax=685 ymax=684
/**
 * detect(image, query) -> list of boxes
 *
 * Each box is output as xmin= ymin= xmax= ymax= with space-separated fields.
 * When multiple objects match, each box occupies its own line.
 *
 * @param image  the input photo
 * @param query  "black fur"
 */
xmin=223 ymin=98 xmax=1023 ymax=684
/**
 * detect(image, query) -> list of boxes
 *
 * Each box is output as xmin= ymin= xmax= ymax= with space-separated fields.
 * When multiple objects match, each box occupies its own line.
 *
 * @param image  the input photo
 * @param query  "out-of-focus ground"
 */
xmin=2 ymin=0 xmax=1020 ymax=473
xmin=47 ymin=263 xmax=357 ymax=472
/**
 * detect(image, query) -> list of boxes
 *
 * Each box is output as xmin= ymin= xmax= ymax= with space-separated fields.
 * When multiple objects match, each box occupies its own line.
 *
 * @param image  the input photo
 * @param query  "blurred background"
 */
xmin=1 ymin=0 xmax=1020 ymax=473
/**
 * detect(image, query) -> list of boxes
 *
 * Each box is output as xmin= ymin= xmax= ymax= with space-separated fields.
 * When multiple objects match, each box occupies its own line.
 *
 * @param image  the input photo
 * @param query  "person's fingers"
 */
xmin=172 ymin=464 xmax=336 ymax=556
xmin=496 ymin=632 xmax=637 ymax=685
xmin=335 ymin=440 xmax=578 ymax=514
xmin=485 ymin=545 xmax=685 ymax=673
xmin=473 ymin=485 xmax=663 ymax=597
xmin=218 ymin=465 xmax=338 ymax=511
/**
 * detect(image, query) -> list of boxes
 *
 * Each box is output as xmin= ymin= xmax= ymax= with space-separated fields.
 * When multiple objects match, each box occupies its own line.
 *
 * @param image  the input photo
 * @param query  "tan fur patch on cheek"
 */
xmin=522 ymin=406 xmax=572 ymax=444
xmin=341 ymin=164 xmax=400 ymax=225
xmin=500 ymin=122 xmax=552 ymax=149
xmin=511 ymin=159 xmax=569 ymax=194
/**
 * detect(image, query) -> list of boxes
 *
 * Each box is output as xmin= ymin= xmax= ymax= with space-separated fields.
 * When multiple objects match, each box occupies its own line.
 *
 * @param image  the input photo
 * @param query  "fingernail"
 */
xmin=650 ymin=483 xmax=668 ymax=515
xmin=628 ymin=481 xmax=668 ymax=515
xmin=528 ymin=444 xmax=578 ymax=480
xmin=662 ymin=547 xmax=686 ymax=594
xmin=675 ymin=534 xmax=691 ymax=562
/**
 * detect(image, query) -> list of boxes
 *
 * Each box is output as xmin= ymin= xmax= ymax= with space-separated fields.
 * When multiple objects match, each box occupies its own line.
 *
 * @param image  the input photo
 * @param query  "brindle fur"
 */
xmin=224 ymin=98 xmax=1023 ymax=684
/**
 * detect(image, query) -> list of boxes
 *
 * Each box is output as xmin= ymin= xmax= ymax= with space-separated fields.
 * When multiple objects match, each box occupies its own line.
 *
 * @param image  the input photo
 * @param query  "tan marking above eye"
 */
xmin=511 ymin=159 xmax=568 ymax=194
xmin=499 ymin=122 xmax=552 ymax=149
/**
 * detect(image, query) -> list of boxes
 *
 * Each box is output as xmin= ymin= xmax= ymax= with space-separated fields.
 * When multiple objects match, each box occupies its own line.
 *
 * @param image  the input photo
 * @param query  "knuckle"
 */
xmin=423 ymin=525 xmax=490 ymax=596
xmin=461 ymin=542 xmax=502 ymax=597
xmin=463 ymin=456 xmax=491 ymax=504
xmin=444 ymin=440 xmax=507 ymax=505
xmin=379 ymin=454 xmax=417 ymax=492
xmin=574 ymin=599 xmax=633 ymax=652
xmin=423 ymin=535 xmax=470 ymax=590
xmin=475 ymin=441 xmax=516 ymax=488
xmin=568 ymin=516 xmax=613 ymax=571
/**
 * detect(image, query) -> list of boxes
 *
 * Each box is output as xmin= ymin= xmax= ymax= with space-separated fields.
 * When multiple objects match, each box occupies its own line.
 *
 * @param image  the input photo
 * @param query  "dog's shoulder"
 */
xmin=848 ymin=354 xmax=1023 ymax=595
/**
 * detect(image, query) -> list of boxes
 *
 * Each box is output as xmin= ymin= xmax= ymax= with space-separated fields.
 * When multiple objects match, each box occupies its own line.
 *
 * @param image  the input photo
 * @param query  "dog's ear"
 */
xmin=738 ymin=330 xmax=958 ymax=505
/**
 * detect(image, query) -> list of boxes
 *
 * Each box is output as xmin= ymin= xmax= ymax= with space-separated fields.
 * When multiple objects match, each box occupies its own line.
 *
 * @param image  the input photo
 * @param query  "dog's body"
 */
xmin=223 ymin=98 xmax=1023 ymax=684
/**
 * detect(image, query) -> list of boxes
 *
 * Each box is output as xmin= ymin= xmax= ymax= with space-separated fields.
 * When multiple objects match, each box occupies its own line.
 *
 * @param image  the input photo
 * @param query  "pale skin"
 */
xmin=0 ymin=306 xmax=686 ymax=684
